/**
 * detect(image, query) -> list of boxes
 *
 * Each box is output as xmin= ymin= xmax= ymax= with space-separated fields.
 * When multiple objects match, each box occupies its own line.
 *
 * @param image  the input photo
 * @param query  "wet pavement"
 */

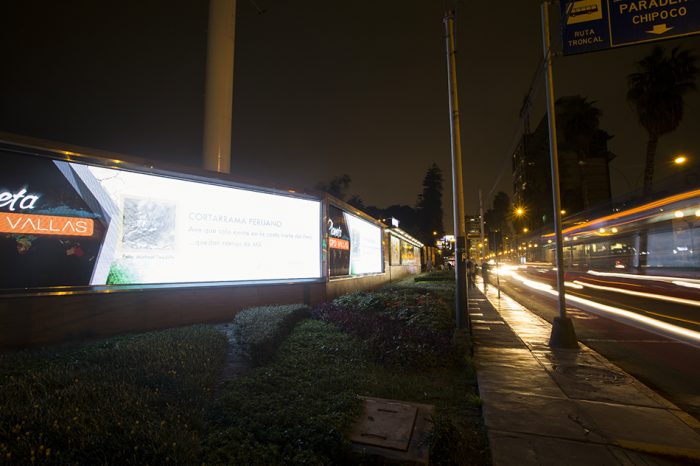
xmin=469 ymin=281 xmax=700 ymax=465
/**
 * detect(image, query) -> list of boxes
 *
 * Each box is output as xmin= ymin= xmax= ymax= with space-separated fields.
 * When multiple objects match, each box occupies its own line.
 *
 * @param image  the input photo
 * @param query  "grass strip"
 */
xmin=0 ymin=325 xmax=228 ymax=464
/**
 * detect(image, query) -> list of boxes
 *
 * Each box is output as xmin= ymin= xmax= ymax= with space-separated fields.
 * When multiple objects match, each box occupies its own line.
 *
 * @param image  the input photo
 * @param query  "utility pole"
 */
xmin=541 ymin=1 xmax=578 ymax=348
xmin=444 ymin=11 xmax=467 ymax=329
xmin=203 ymin=0 xmax=236 ymax=174
xmin=479 ymin=189 xmax=486 ymax=262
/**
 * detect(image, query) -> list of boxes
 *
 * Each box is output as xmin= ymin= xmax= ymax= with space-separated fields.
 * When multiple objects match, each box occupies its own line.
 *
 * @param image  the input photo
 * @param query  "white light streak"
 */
xmin=672 ymin=281 xmax=700 ymax=290
xmin=587 ymin=270 xmax=700 ymax=286
xmin=573 ymin=280 xmax=700 ymax=308
xmin=504 ymin=272 xmax=700 ymax=347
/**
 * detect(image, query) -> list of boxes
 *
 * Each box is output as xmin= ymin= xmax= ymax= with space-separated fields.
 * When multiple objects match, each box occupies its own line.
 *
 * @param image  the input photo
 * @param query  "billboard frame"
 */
xmin=0 ymin=133 xmax=326 ymax=296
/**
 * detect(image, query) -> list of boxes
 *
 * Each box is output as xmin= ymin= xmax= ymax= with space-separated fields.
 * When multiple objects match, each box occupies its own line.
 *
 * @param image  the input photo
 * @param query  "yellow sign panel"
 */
xmin=567 ymin=0 xmax=604 ymax=24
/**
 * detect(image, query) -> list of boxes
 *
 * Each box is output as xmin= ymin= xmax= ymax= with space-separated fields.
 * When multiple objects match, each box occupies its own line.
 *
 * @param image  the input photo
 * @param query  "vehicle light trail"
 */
xmin=496 ymin=268 xmax=700 ymax=347
xmin=572 ymin=280 xmax=700 ymax=308
xmin=587 ymin=270 xmax=700 ymax=287
xmin=674 ymin=281 xmax=700 ymax=290
xmin=542 ymin=188 xmax=700 ymax=238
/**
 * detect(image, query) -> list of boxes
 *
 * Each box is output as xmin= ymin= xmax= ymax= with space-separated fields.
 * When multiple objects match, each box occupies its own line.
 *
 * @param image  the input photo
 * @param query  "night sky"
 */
xmin=2 ymin=1 xmax=700 ymax=231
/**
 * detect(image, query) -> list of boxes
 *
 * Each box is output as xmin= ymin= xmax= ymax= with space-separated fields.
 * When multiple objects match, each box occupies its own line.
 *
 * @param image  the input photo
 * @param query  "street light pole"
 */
xmin=541 ymin=0 xmax=578 ymax=348
xmin=479 ymin=189 xmax=486 ymax=262
xmin=444 ymin=10 xmax=468 ymax=330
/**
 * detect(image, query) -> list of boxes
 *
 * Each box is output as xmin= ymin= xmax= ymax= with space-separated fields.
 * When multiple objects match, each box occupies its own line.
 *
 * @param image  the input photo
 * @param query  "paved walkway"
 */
xmin=469 ymin=281 xmax=700 ymax=466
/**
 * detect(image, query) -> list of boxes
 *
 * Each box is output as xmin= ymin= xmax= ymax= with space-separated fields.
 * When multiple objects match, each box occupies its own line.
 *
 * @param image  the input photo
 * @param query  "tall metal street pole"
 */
xmin=541 ymin=1 xmax=578 ymax=348
xmin=203 ymin=0 xmax=236 ymax=174
xmin=479 ymin=189 xmax=486 ymax=261
xmin=444 ymin=10 xmax=468 ymax=330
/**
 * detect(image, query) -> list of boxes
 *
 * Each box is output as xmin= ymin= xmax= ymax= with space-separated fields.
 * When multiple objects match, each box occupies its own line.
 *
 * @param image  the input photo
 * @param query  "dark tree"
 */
xmin=315 ymin=174 xmax=352 ymax=200
xmin=557 ymin=95 xmax=612 ymax=209
xmin=415 ymin=163 xmax=444 ymax=243
xmin=627 ymin=46 xmax=698 ymax=195
xmin=347 ymin=195 xmax=365 ymax=210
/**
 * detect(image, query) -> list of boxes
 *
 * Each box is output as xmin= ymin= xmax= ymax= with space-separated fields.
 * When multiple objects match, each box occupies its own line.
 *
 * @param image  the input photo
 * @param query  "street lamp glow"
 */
xmin=674 ymin=155 xmax=688 ymax=165
xmin=675 ymin=210 xmax=685 ymax=218
xmin=523 ymin=227 xmax=529 ymax=233
xmin=560 ymin=209 xmax=566 ymax=215
xmin=515 ymin=207 xmax=525 ymax=216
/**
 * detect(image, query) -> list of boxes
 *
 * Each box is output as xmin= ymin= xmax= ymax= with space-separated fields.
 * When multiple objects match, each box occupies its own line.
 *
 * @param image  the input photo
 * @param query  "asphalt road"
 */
xmin=489 ymin=268 xmax=700 ymax=420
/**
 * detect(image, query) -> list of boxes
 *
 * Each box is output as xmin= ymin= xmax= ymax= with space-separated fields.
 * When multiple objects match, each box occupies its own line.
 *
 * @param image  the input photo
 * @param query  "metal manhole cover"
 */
xmin=350 ymin=398 xmax=418 ymax=451
xmin=553 ymin=364 xmax=631 ymax=385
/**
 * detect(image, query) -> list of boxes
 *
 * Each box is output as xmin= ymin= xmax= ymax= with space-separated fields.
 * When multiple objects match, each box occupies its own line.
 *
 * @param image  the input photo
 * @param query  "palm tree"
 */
xmin=556 ymin=96 xmax=604 ymax=208
xmin=627 ymin=46 xmax=698 ymax=196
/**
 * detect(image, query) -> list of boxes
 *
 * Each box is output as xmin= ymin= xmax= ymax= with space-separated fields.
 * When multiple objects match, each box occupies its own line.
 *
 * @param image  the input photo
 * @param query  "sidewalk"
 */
xmin=468 ymin=281 xmax=700 ymax=466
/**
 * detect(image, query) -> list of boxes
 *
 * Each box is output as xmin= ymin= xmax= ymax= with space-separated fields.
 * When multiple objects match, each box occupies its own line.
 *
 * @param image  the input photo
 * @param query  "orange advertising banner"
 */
xmin=329 ymin=237 xmax=350 ymax=251
xmin=0 ymin=212 xmax=94 ymax=237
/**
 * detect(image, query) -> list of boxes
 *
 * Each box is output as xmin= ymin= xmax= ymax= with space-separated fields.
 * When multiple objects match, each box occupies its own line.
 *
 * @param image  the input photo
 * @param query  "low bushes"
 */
xmin=414 ymin=270 xmax=454 ymax=282
xmin=233 ymin=304 xmax=310 ymax=366
xmin=0 ymin=326 xmax=228 ymax=465
xmin=313 ymin=288 xmax=455 ymax=368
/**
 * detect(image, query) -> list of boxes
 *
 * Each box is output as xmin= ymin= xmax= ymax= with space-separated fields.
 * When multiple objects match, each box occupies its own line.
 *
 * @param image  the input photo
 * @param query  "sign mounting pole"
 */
xmin=542 ymin=0 xmax=578 ymax=348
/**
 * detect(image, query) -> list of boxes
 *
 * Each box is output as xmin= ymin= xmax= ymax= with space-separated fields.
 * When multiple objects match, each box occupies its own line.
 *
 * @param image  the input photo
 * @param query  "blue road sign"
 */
xmin=562 ymin=0 xmax=700 ymax=55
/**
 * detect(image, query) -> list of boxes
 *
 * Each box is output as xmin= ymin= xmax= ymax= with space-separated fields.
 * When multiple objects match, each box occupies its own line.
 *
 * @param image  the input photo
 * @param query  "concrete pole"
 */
xmin=444 ymin=11 xmax=468 ymax=330
xmin=541 ymin=1 xmax=578 ymax=348
xmin=203 ymin=0 xmax=236 ymax=174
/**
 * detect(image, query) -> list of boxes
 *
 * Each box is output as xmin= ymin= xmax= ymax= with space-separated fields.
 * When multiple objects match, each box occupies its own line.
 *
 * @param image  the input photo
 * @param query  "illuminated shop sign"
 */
xmin=328 ymin=205 xmax=382 ymax=277
xmin=0 ymin=212 xmax=94 ymax=236
xmin=0 ymin=150 xmax=321 ymax=290
xmin=0 ymin=187 xmax=94 ymax=237
xmin=328 ymin=218 xmax=350 ymax=251
xmin=0 ymin=188 xmax=40 ymax=211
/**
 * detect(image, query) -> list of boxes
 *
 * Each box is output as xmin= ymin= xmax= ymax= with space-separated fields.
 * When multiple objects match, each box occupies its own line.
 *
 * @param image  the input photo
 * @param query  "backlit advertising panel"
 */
xmin=390 ymin=235 xmax=401 ymax=265
xmin=328 ymin=205 xmax=382 ymax=277
xmin=0 ymin=150 xmax=321 ymax=290
xmin=400 ymin=241 xmax=418 ymax=265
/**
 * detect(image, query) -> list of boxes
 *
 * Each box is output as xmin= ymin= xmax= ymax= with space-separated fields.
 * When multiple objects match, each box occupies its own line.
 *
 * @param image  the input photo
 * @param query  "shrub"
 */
xmin=414 ymin=270 xmax=454 ymax=282
xmin=313 ymin=289 xmax=454 ymax=368
xmin=233 ymin=304 xmax=310 ymax=366
xmin=333 ymin=289 xmax=453 ymax=335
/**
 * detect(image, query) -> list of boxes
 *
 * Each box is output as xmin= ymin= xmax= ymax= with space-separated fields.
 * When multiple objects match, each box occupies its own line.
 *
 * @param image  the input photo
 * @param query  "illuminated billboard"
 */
xmin=401 ymin=241 xmax=418 ymax=265
xmin=328 ymin=205 xmax=383 ymax=277
xmin=390 ymin=235 xmax=401 ymax=265
xmin=0 ymin=150 xmax=321 ymax=289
